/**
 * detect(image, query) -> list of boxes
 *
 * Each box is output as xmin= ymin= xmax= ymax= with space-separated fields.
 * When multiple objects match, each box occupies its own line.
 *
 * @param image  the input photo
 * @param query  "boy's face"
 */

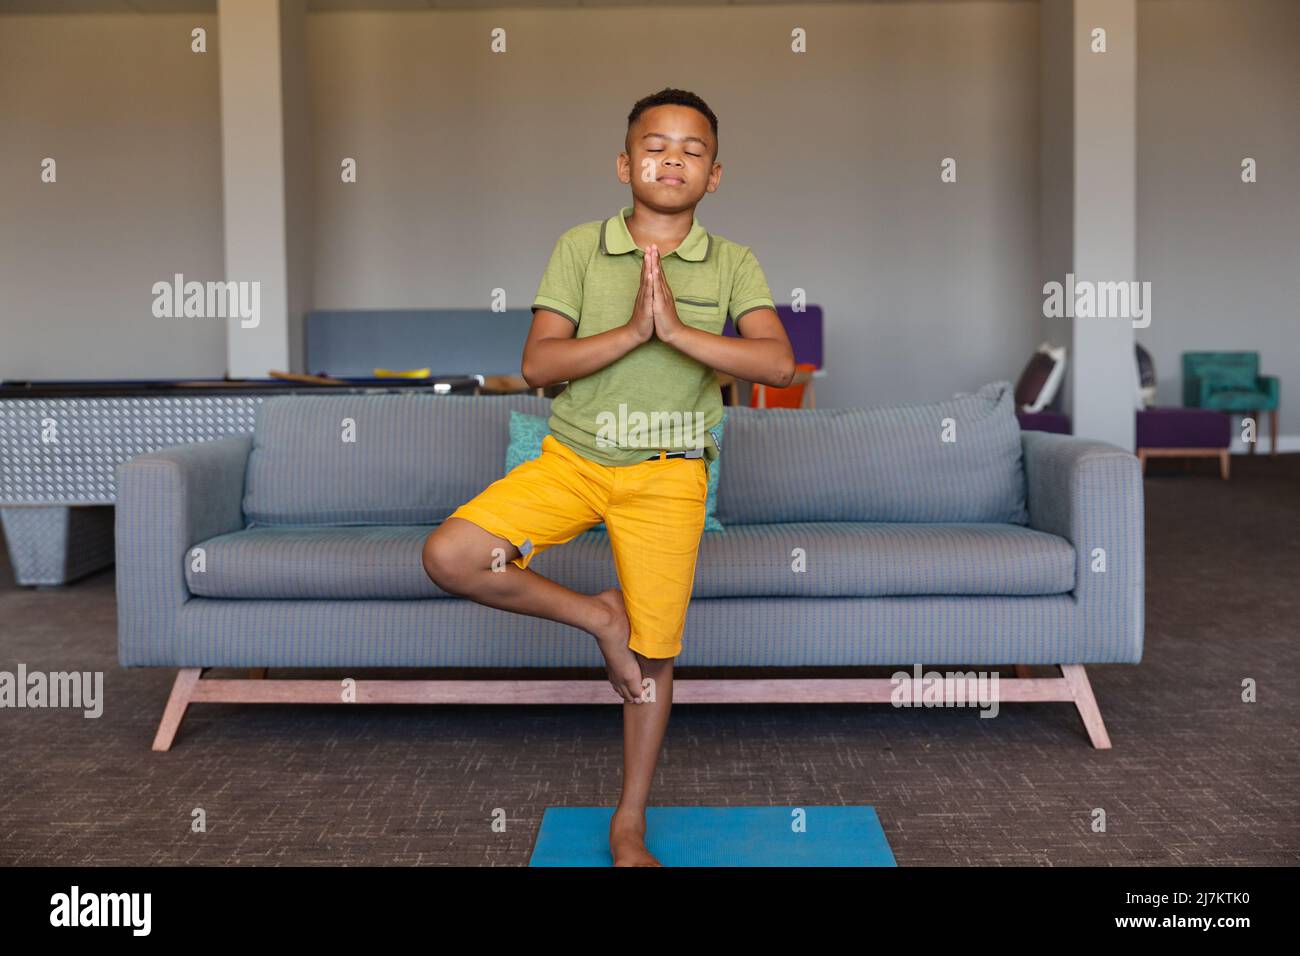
xmin=619 ymin=104 xmax=720 ymax=210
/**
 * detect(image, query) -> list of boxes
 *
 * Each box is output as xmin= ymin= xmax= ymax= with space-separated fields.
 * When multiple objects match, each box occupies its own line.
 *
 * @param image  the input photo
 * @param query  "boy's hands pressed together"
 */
xmin=626 ymin=243 xmax=657 ymax=345
xmin=647 ymin=245 xmax=687 ymax=344
xmin=523 ymin=240 xmax=674 ymax=388
xmin=543 ymin=237 xmax=789 ymax=391
xmin=640 ymin=241 xmax=797 ymax=388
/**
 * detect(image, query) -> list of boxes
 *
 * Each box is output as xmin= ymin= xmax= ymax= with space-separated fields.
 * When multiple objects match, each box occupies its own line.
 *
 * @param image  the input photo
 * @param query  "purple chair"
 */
xmin=1136 ymin=407 xmax=1232 ymax=479
xmin=1016 ymin=410 xmax=1072 ymax=435
xmin=722 ymin=305 xmax=823 ymax=406
xmin=1016 ymin=407 xmax=1232 ymax=479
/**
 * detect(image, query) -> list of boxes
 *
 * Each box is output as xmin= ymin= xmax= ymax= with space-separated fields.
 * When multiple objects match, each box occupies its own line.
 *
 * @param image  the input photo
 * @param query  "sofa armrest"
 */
xmin=1021 ymin=430 xmax=1144 ymax=634
xmin=115 ymin=434 xmax=252 ymax=666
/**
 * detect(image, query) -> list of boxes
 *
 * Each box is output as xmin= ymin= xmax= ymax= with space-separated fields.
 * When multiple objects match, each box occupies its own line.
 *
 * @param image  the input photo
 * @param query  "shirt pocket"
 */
xmin=672 ymin=279 xmax=724 ymax=333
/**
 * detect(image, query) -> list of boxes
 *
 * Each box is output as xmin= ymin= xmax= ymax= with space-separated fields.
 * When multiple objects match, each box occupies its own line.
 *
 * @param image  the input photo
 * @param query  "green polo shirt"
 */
xmin=533 ymin=205 xmax=776 ymax=468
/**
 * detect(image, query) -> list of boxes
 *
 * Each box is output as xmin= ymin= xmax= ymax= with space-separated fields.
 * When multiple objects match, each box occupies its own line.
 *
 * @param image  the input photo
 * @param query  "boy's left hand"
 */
xmin=648 ymin=245 xmax=686 ymax=343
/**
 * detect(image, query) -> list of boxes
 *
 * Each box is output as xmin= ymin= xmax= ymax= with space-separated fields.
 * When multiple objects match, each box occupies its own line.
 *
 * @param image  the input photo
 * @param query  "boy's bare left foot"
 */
xmin=591 ymin=588 xmax=644 ymax=703
xmin=610 ymin=807 xmax=661 ymax=866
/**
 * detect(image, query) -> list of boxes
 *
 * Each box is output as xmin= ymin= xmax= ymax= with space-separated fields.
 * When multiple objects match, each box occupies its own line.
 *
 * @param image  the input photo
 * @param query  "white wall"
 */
xmin=4 ymin=0 xmax=1295 ymax=437
xmin=0 ymin=3 xmax=1051 ymax=402
xmin=307 ymin=2 xmax=1043 ymax=407
xmin=1137 ymin=0 xmax=1300 ymax=445
xmin=1038 ymin=0 xmax=1073 ymax=408
xmin=0 ymin=14 xmax=226 ymax=380
xmin=1070 ymin=0 xmax=1138 ymax=450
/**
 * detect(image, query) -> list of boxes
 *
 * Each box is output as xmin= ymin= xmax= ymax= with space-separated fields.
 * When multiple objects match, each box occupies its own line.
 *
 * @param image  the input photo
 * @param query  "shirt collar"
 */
xmin=600 ymin=205 xmax=711 ymax=261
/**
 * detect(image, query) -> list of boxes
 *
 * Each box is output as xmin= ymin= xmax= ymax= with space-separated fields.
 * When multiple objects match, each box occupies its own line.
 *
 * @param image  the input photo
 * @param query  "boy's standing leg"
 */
xmin=604 ymin=454 xmax=710 ymax=866
xmin=611 ymin=653 xmax=674 ymax=866
xmin=425 ymin=431 xmax=709 ymax=865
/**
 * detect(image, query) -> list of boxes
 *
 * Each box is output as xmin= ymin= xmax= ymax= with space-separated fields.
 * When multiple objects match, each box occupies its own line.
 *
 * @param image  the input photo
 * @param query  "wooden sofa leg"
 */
xmin=152 ymin=668 xmax=203 ymax=752
xmin=1219 ymin=449 xmax=1230 ymax=480
xmin=146 ymin=667 xmax=1114 ymax=749
xmin=1060 ymin=664 xmax=1112 ymax=750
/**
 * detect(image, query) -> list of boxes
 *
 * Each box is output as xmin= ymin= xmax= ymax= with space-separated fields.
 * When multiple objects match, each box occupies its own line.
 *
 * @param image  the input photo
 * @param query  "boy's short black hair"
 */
xmin=627 ymin=88 xmax=719 ymax=161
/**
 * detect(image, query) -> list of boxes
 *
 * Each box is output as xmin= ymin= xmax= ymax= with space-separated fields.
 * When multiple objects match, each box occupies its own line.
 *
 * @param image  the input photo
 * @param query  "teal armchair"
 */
xmin=1182 ymin=352 xmax=1279 ymax=455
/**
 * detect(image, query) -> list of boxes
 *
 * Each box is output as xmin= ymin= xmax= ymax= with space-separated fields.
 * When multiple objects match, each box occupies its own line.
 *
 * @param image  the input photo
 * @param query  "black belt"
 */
xmin=644 ymin=448 xmax=705 ymax=460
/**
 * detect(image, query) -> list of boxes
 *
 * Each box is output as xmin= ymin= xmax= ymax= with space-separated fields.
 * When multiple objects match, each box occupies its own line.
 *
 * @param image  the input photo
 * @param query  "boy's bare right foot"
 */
xmin=591 ymin=589 xmax=644 ymax=703
xmin=610 ymin=806 xmax=661 ymax=866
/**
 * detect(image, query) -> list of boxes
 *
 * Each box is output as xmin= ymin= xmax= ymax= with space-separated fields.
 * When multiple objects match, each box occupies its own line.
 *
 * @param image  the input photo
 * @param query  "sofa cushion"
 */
xmin=186 ymin=521 xmax=1072 ymax=600
xmin=242 ymin=393 xmax=551 ymax=526
xmin=693 ymin=521 xmax=1073 ymax=596
xmin=241 ymin=385 xmax=1027 ymax=529
xmin=716 ymin=381 xmax=1029 ymax=525
xmin=187 ymin=526 xmax=446 ymax=598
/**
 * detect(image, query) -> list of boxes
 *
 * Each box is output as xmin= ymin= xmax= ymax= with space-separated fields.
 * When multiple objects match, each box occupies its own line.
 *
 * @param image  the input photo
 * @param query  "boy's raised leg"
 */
xmin=422 ymin=517 xmax=645 ymax=703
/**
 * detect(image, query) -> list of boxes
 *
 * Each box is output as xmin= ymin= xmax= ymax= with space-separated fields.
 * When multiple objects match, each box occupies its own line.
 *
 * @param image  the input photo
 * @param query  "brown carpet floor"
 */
xmin=1 ymin=452 xmax=1297 ymax=866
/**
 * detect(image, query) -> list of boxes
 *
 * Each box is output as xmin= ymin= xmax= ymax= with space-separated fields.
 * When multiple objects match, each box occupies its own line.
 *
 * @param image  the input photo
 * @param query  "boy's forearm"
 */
xmin=660 ymin=325 xmax=796 ymax=388
xmin=523 ymin=324 xmax=642 ymax=388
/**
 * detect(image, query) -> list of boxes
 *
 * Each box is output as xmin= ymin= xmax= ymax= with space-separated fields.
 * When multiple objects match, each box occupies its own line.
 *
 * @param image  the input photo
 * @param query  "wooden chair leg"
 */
xmin=1060 ymin=664 xmax=1112 ymax=749
xmin=1269 ymin=410 xmax=1278 ymax=456
xmin=1249 ymin=410 xmax=1259 ymax=454
xmin=1219 ymin=448 xmax=1230 ymax=480
xmin=152 ymin=668 xmax=203 ymax=752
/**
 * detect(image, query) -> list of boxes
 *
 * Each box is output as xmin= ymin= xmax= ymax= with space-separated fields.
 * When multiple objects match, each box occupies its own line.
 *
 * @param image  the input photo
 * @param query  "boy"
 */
xmin=422 ymin=88 xmax=795 ymax=866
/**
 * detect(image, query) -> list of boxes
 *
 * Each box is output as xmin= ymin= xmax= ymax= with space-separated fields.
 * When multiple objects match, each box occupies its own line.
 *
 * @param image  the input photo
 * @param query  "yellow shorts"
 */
xmin=447 ymin=434 xmax=709 ymax=659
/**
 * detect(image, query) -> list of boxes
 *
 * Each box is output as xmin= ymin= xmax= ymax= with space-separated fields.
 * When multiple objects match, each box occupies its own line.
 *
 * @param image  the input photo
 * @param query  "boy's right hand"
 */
xmin=626 ymin=246 xmax=656 ymax=344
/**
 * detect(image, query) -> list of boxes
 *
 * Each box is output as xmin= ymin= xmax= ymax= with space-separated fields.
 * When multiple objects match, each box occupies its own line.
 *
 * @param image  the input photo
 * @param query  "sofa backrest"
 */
xmin=243 ymin=393 xmax=550 ymax=526
xmin=243 ymin=383 xmax=1028 ymax=528
xmin=715 ymin=381 xmax=1028 ymax=525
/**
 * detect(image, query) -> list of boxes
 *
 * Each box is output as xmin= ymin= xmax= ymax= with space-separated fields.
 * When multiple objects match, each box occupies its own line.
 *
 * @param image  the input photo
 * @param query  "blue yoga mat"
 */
xmin=530 ymin=806 xmax=896 ymax=867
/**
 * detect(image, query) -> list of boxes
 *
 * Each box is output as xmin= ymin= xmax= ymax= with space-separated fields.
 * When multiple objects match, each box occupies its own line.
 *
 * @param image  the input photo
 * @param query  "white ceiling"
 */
xmin=0 ymin=0 xmax=1022 ymax=15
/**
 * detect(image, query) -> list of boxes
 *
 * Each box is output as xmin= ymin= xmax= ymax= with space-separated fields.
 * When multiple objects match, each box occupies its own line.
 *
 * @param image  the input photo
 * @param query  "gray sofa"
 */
xmin=115 ymin=381 xmax=1143 ymax=750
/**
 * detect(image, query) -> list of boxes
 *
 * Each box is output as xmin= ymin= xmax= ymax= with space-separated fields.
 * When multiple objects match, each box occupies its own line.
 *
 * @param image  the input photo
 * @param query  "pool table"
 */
xmin=0 ymin=375 xmax=482 ymax=586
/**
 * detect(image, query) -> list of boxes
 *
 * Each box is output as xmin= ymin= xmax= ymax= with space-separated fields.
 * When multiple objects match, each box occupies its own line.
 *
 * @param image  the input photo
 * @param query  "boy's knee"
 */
xmin=422 ymin=530 xmax=470 ymax=592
